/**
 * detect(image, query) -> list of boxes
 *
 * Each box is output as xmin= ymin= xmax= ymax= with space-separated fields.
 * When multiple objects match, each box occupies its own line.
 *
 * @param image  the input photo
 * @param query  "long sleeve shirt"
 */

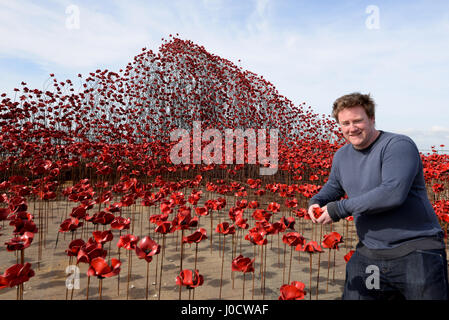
xmin=309 ymin=131 xmax=444 ymax=259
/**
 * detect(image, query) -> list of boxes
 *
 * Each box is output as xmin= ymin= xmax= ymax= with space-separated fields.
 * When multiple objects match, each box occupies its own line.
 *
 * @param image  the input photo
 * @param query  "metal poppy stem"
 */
xmin=332 ymin=248 xmax=336 ymax=282
xmin=179 ymin=229 xmax=185 ymax=300
xmin=99 ymin=278 xmax=103 ymax=300
xmin=263 ymin=242 xmax=267 ymax=300
xmin=194 ymin=242 xmax=198 ymax=270
xmin=282 ymin=242 xmax=286 ymax=284
xmin=219 ymin=234 xmax=226 ymax=299
xmin=316 ymin=251 xmax=321 ymax=300
xmin=127 ymin=249 xmax=132 ymax=300
xmin=309 ymin=253 xmax=313 ymax=300
xmin=86 ymin=275 xmax=90 ymax=300
xmin=326 ymin=248 xmax=331 ymax=293
xmin=288 ymin=245 xmax=293 ymax=284
xmin=158 ymin=234 xmax=166 ymax=300
xmin=145 ymin=261 xmax=150 ymax=300
xmin=242 ymin=272 xmax=246 ymax=300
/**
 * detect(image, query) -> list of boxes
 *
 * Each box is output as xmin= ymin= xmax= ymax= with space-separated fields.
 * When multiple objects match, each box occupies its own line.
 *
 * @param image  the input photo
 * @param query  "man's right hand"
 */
xmin=307 ymin=204 xmax=320 ymax=224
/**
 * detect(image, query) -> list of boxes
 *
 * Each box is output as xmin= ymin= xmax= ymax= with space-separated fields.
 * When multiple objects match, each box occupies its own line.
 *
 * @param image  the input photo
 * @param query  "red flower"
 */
xmin=215 ymin=222 xmax=236 ymax=235
xmin=77 ymin=240 xmax=107 ymax=264
xmin=0 ymin=263 xmax=35 ymax=288
xmin=293 ymin=208 xmax=307 ymax=218
xmin=59 ymin=217 xmax=83 ymax=233
xmin=85 ymin=211 xmax=115 ymax=225
xmin=117 ymin=234 xmax=139 ymax=250
xmin=312 ymin=207 xmax=323 ymax=219
xmin=298 ymin=241 xmax=323 ymax=253
xmin=231 ymin=255 xmax=255 ymax=273
xmin=135 ymin=236 xmax=161 ymax=262
xmin=194 ymin=206 xmax=209 ymax=216
xmin=322 ymin=232 xmax=343 ymax=250
xmin=172 ymin=208 xmax=198 ymax=230
xmin=252 ymin=209 xmax=272 ymax=221
xmin=279 ymin=216 xmax=296 ymax=230
xmin=248 ymin=201 xmax=259 ymax=209
xmin=235 ymin=215 xmax=249 ymax=229
xmin=182 ymin=228 xmax=207 ymax=244
xmin=65 ymin=239 xmax=85 ymax=257
xmin=344 ymin=250 xmax=355 ymax=263
xmin=245 ymin=230 xmax=267 ymax=245
xmin=282 ymin=232 xmax=305 ymax=247
xmin=87 ymin=257 xmax=121 ymax=279
xmin=267 ymin=202 xmax=280 ymax=213
xmin=111 ymin=216 xmax=131 ymax=230
xmin=9 ymin=217 xmax=38 ymax=235
xmin=155 ymin=221 xmax=172 ymax=234
xmin=279 ymin=281 xmax=306 ymax=300
xmin=285 ymin=198 xmax=298 ymax=208
xmin=5 ymin=232 xmax=34 ymax=251
xmin=92 ymin=230 xmax=113 ymax=245
xmin=175 ymin=269 xmax=204 ymax=289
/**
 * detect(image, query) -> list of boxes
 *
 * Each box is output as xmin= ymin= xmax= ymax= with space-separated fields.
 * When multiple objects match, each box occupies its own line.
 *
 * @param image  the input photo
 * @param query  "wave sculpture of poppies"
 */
xmin=0 ymin=36 xmax=448 ymax=300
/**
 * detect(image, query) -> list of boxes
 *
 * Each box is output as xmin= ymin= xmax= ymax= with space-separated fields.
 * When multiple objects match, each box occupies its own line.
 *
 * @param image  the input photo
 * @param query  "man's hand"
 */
xmin=316 ymin=206 xmax=333 ymax=225
xmin=307 ymin=204 xmax=320 ymax=223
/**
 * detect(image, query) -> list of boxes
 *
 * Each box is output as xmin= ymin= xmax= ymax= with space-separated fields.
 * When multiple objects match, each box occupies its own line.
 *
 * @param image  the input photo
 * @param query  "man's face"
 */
xmin=337 ymin=106 xmax=377 ymax=149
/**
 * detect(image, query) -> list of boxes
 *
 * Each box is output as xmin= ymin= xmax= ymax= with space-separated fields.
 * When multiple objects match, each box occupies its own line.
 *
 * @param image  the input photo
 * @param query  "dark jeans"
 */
xmin=343 ymin=248 xmax=449 ymax=300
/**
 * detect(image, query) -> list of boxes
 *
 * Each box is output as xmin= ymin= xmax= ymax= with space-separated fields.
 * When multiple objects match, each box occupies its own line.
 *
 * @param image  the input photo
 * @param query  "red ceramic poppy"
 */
xmin=155 ymin=221 xmax=172 ymax=234
xmin=322 ymin=232 xmax=343 ymax=250
xmin=135 ymin=236 xmax=161 ymax=262
xmin=92 ymin=230 xmax=113 ymax=245
xmin=111 ymin=216 xmax=131 ymax=230
xmin=1 ymin=263 xmax=35 ymax=288
xmin=248 ymin=200 xmax=259 ymax=209
xmin=194 ymin=206 xmax=209 ymax=216
xmin=282 ymin=232 xmax=305 ymax=247
xmin=244 ymin=230 xmax=267 ymax=246
xmin=9 ymin=217 xmax=38 ymax=235
xmin=279 ymin=281 xmax=306 ymax=300
xmin=77 ymin=241 xmax=107 ymax=264
xmin=313 ymin=207 xmax=323 ymax=219
xmin=87 ymin=257 xmax=121 ymax=278
xmin=252 ymin=209 xmax=272 ymax=221
xmin=59 ymin=217 xmax=84 ymax=233
xmin=215 ymin=222 xmax=236 ymax=235
xmin=65 ymin=239 xmax=85 ymax=257
xmin=172 ymin=208 xmax=198 ymax=230
xmin=231 ymin=255 xmax=255 ymax=273
xmin=175 ymin=269 xmax=204 ymax=289
xmin=5 ymin=231 xmax=34 ymax=251
xmin=297 ymin=241 xmax=323 ymax=253
xmin=182 ymin=228 xmax=207 ymax=244
xmin=117 ymin=234 xmax=139 ymax=250
xmin=344 ymin=250 xmax=355 ymax=263
xmin=267 ymin=202 xmax=281 ymax=213
xmin=280 ymin=216 xmax=296 ymax=230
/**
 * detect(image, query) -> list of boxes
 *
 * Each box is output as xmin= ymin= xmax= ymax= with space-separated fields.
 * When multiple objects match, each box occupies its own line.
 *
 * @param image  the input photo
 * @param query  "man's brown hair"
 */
xmin=332 ymin=92 xmax=376 ymax=122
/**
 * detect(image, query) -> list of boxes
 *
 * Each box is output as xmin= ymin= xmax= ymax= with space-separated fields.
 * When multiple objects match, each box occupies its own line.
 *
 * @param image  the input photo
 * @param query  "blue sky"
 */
xmin=1 ymin=0 xmax=448 ymax=150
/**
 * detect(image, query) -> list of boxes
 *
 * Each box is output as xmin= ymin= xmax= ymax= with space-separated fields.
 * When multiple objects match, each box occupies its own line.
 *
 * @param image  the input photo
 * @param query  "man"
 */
xmin=308 ymin=92 xmax=448 ymax=300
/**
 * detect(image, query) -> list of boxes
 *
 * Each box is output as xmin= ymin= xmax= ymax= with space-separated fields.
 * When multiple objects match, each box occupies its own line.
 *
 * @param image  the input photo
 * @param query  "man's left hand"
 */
xmin=316 ymin=206 xmax=333 ymax=225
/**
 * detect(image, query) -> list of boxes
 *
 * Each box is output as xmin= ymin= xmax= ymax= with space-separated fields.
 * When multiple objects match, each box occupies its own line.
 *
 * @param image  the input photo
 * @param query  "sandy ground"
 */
xmin=0 ymin=188 xmax=363 ymax=300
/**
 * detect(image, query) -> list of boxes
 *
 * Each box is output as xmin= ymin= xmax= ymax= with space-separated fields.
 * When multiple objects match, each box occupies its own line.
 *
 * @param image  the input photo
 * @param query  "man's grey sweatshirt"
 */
xmin=309 ymin=131 xmax=445 ymax=259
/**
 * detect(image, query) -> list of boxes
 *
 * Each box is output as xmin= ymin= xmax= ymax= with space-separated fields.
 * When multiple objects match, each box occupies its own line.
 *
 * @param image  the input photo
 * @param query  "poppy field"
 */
xmin=0 ymin=36 xmax=448 ymax=300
